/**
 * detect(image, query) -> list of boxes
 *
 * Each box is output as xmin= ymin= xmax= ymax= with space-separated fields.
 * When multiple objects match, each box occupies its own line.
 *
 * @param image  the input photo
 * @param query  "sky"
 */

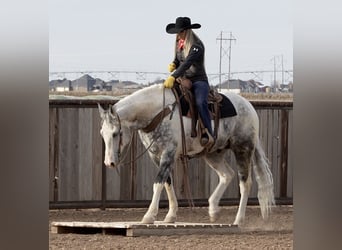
xmin=49 ymin=0 xmax=293 ymax=85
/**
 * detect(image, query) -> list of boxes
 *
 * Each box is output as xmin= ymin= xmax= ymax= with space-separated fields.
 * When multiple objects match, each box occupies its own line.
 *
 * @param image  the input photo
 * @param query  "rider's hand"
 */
xmin=168 ymin=62 xmax=176 ymax=72
xmin=163 ymin=76 xmax=175 ymax=88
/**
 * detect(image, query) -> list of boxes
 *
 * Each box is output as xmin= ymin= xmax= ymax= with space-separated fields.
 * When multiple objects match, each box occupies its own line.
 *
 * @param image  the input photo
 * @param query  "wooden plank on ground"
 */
xmin=51 ymin=221 xmax=239 ymax=237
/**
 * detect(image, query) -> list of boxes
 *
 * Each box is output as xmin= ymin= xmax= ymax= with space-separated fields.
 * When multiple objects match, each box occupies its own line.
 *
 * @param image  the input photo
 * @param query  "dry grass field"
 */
xmin=49 ymin=89 xmax=293 ymax=101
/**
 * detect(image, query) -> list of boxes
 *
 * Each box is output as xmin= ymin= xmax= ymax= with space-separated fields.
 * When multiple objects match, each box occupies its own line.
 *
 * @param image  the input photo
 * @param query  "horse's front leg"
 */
xmin=141 ymin=149 xmax=176 ymax=224
xmin=141 ymin=182 xmax=164 ymax=224
xmin=163 ymin=176 xmax=178 ymax=223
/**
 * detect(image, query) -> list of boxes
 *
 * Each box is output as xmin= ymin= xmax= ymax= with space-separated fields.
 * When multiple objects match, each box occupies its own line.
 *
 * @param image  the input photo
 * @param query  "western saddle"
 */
xmin=172 ymin=82 xmax=223 ymax=141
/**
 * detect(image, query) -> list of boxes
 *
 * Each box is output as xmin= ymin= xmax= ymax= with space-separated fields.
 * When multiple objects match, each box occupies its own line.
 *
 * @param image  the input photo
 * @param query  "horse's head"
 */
xmin=98 ymin=103 xmax=131 ymax=168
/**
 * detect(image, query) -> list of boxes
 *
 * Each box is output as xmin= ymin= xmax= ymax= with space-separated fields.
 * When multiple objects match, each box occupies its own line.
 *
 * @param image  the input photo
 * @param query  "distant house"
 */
xmin=121 ymin=81 xmax=141 ymax=89
xmin=49 ymin=78 xmax=72 ymax=92
xmin=108 ymin=80 xmax=141 ymax=89
xmin=71 ymin=74 xmax=96 ymax=92
xmin=49 ymin=74 xmax=144 ymax=92
xmin=220 ymin=79 xmax=264 ymax=93
xmin=259 ymin=85 xmax=271 ymax=93
xmin=92 ymin=78 xmax=113 ymax=91
xmin=219 ymin=79 xmax=241 ymax=93
xmin=279 ymin=81 xmax=293 ymax=93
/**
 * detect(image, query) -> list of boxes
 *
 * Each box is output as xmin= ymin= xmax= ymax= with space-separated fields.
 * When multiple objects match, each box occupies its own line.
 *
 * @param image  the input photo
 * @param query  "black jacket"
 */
xmin=171 ymin=40 xmax=208 ymax=82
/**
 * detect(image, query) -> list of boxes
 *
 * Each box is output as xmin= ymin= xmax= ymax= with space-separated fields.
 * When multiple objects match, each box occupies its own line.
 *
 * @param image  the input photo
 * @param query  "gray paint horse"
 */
xmin=98 ymin=84 xmax=274 ymax=225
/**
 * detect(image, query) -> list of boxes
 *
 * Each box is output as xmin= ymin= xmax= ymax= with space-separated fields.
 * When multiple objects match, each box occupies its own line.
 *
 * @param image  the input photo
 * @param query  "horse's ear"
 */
xmin=98 ymin=103 xmax=106 ymax=119
xmin=109 ymin=104 xmax=115 ymax=115
xmin=108 ymin=105 xmax=117 ymax=121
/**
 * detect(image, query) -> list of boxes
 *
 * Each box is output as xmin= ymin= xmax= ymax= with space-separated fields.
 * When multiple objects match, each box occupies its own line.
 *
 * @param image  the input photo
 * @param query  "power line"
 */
xmin=49 ymin=69 xmax=293 ymax=86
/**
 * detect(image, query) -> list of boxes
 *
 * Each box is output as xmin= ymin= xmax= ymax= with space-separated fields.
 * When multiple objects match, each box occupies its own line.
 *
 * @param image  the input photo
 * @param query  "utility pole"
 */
xmin=227 ymin=32 xmax=236 ymax=83
xmin=281 ymin=54 xmax=284 ymax=86
xmin=271 ymin=56 xmax=277 ymax=91
xmin=217 ymin=31 xmax=223 ymax=90
xmin=216 ymin=31 xmax=236 ymax=90
xmin=271 ymin=55 xmax=286 ymax=91
xmin=274 ymin=56 xmax=276 ymax=87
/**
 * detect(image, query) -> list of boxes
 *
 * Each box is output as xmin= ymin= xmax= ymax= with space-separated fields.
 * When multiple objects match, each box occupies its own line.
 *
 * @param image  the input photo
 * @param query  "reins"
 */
xmin=171 ymin=87 xmax=195 ymax=208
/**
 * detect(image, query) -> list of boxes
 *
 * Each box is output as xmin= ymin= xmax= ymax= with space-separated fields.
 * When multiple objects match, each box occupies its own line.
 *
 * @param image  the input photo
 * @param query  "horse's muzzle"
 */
xmin=105 ymin=162 xmax=120 ymax=176
xmin=104 ymin=161 xmax=115 ymax=168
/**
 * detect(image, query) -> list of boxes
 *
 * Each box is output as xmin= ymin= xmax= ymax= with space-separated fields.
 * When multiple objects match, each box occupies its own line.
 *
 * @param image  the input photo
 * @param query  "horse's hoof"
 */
xmin=209 ymin=207 xmax=221 ymax=222
xmin=233 ymin=218 xmax=244 ymax=226
xmin=141 ymin=216 xmax=155 ymax=224
xmin=209 ymin=214 xmax=220 ymax=222
xmin=163 ymin=215 xmax=177 ymax=223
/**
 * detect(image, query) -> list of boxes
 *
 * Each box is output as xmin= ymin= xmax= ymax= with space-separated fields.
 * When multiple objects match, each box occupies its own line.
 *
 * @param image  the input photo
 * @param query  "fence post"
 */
xmin=101 ymin=141 xmax=107 ymax=210
xmin=280 ymin=109 xmax=289 ymax=198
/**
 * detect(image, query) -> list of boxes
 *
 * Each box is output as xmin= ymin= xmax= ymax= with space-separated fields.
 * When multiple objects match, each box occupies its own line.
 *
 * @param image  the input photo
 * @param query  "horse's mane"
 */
xmin=115 ymin=84 xmax=172 ymax=122
xmin=128 ymin=84 xmax=164 ymax=99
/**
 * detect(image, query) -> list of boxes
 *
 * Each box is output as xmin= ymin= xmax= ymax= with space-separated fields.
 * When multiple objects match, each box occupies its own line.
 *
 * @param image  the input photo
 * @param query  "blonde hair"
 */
xmin=174 ymin=29 xmax=203 ymax=58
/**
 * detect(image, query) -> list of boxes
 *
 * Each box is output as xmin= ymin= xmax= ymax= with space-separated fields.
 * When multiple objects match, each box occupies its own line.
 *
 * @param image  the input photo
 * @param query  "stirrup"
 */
xmin=200 ymin=129 xmax=214 ymax=148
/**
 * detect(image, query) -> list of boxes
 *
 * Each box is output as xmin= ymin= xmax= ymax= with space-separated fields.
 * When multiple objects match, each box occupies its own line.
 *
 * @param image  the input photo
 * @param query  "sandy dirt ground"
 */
xmin=49 ymin=205 xmax=293 ymax=250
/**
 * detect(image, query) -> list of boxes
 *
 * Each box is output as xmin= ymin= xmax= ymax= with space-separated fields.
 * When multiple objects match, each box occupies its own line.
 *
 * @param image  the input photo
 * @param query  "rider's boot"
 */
xmin=200 ymin=128 xmax=214 ymax=149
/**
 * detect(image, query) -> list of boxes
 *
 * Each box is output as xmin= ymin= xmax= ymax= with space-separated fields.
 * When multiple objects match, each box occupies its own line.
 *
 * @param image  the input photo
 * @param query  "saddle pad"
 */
xmin=212 ymin=93 xmax=237 ymax=118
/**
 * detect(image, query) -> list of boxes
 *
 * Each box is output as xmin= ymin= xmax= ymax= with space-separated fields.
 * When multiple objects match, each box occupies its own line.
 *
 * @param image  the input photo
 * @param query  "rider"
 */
xmin=163 ymin=17 xmax=214 ymax=148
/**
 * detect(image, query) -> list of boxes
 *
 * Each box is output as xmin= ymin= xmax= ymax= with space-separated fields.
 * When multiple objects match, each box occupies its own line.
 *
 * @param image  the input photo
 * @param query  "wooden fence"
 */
xmin=49 ymin=98 xmax=293 ymax=209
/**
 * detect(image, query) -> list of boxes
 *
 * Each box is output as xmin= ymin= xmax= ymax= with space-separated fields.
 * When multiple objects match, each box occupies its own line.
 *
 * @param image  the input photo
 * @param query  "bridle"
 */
xmin=111 ymin=109 xmax=123 ymax=163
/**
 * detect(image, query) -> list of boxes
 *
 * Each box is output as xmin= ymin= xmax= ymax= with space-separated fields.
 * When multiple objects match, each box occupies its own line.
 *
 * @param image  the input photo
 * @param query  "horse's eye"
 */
xmin=112 ymin=132 xmax=118 ymax=138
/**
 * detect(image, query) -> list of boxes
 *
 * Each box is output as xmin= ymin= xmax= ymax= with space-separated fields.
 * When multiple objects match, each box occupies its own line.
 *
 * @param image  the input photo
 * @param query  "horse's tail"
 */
xmin=253 ymin=137 xmax=275 ymax=219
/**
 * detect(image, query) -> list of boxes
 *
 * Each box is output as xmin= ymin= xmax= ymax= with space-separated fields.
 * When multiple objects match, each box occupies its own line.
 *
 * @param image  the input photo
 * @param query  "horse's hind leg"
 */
xmin=204 ymin=152 xmax=235 ymax=222
xmin=234 ymin=169 xmax=252 ymax=225
xmin=232 ymin=141 xmax=254 ymax=225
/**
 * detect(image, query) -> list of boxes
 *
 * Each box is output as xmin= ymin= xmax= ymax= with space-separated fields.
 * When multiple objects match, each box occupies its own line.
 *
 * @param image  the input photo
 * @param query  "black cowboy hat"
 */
xmin=166 ymin=17 xmax=201 ymax=34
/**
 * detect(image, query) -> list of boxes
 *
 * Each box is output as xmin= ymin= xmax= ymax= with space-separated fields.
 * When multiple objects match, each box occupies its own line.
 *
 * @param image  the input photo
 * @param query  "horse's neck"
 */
xmin=115 ymin=85 xmax=173 ymax=129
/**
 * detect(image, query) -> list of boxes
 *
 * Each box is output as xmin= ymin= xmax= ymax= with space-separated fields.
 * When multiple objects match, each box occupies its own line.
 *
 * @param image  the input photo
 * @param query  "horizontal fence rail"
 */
xmin=49 ymin=98 xmax=293 ymax=209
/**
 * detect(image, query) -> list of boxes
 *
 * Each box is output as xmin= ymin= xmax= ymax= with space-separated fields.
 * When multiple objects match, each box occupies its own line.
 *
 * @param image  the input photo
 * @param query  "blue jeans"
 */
xmin=192 ymin=80 xmax=213 ymax=137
